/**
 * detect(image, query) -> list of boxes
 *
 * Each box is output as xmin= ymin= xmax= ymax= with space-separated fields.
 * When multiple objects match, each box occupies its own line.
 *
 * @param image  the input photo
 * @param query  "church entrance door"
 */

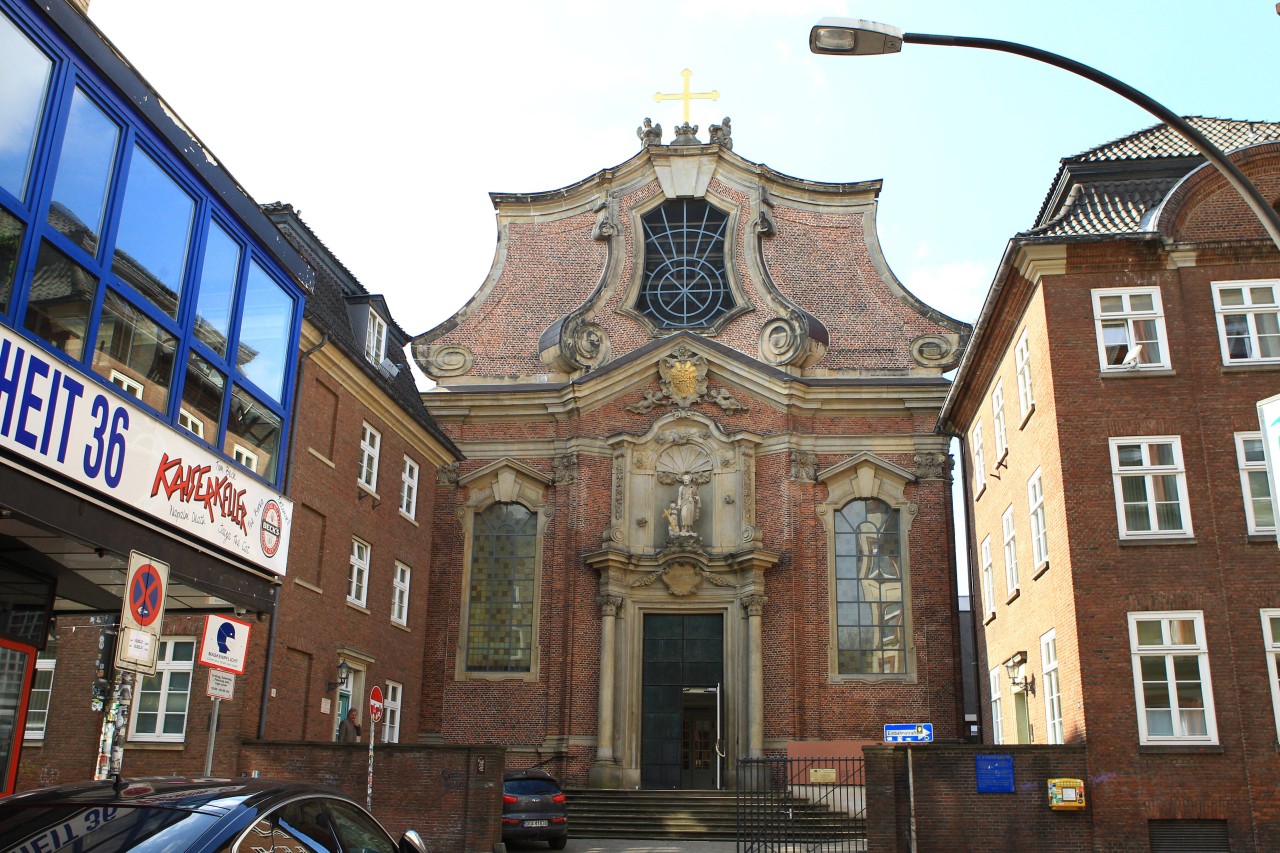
xmin=641 ymin=613 xmax=723 ymax=789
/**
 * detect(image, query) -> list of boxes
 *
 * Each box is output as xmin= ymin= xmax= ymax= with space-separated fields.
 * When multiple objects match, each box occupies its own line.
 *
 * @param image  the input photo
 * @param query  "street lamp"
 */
xmin=808 ymin=17 xmax=1280 ymax=252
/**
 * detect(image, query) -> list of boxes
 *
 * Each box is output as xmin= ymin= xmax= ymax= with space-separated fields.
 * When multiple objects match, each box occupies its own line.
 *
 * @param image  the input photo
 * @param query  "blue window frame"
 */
xmin=0 ymin=0 xmax=303 ymax=485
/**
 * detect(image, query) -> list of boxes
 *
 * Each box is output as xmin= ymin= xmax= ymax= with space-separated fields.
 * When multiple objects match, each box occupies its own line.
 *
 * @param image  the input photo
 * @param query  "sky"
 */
xmin=87 ymin=0 xmax=1280 ymax=338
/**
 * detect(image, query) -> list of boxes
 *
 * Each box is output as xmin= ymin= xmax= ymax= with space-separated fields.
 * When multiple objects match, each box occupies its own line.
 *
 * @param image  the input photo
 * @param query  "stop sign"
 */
xmin=368 ymin=685 xmax=384 ymax=723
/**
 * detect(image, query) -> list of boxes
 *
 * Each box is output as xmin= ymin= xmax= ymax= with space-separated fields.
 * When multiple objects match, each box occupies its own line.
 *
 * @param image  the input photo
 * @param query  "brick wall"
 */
xmin=864 ymin=744 xmax=1091 ymax=853
xmin=239 ymin=740 xmax=504 ymax=852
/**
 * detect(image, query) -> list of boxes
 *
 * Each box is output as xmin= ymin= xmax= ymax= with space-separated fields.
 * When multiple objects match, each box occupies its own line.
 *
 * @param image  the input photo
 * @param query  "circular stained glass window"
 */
xmin=638 ymin=200 xmax=732 ymax=329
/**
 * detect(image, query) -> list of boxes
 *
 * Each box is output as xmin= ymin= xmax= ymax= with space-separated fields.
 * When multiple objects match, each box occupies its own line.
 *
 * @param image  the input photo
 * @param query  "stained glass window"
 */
xmin=467 ymin=502 xmax=537 ymax=672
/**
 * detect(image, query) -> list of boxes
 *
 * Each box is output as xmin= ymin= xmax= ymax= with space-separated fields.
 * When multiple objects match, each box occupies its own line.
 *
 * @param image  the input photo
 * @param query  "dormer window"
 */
xmin=366 ymin=308 xmax=387 ymax=364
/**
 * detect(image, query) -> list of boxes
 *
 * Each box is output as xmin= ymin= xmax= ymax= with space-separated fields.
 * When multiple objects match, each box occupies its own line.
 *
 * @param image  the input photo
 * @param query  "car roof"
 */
xmin=502 ymin=769 xmax=560 ymax=784
xmin=0 ymin=777 xmax=354 ymax=815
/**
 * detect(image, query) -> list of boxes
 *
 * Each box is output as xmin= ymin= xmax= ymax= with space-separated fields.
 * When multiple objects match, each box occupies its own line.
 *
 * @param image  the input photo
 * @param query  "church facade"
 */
xmin=412 ymin=124 xmax=971 ymax=789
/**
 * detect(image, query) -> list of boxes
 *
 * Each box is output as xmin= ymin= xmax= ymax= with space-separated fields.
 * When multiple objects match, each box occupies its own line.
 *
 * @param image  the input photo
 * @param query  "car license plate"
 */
xmin=524 ymin=820 xmax=549 ymax=827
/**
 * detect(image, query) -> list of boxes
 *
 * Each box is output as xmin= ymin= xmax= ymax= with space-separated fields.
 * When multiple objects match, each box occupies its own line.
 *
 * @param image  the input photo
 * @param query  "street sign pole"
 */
xmin=204 ymin=698 xmax=221 ymax=777
xmin=367 ymin=685 xmax=383 ymax=811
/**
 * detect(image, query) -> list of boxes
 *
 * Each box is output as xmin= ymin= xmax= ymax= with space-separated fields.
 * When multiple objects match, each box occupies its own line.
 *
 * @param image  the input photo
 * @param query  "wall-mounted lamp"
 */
xmin=1004 ymin=651 xmax=1033 ymax=693
xmin=325 ymin=660 xmax=353 ymax=693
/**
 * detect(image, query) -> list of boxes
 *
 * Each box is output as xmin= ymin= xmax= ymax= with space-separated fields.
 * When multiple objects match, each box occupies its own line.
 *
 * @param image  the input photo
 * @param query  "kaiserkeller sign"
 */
xmin=0 ymin=325 xmax=293 ymax=574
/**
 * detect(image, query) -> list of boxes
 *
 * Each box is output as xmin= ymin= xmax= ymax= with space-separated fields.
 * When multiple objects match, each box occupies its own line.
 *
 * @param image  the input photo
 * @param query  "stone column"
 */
xmin=590 ymin=594 xmax=624 ymax=787
xmin=742 ymin=594 xmax=768 ymax=758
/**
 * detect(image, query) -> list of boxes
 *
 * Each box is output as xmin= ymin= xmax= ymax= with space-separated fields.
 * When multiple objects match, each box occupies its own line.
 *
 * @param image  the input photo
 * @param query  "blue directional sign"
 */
xmin=884 ymin=723 xmax=934 ymax=743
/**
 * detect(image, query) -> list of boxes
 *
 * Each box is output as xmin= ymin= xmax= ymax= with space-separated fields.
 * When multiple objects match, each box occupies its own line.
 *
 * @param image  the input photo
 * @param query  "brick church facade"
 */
xmin=412 ymin=125 xmax=972 ymax=788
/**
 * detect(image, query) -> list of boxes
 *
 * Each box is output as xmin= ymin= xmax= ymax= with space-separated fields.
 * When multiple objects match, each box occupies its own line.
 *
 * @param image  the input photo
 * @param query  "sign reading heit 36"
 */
xmin=0 ymin=327 xmax=293 ymax=574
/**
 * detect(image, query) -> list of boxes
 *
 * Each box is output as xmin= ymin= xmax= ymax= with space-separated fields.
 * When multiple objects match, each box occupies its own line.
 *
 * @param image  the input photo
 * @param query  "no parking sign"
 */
xmin=114 ymin=552 xmax=169 ymax=675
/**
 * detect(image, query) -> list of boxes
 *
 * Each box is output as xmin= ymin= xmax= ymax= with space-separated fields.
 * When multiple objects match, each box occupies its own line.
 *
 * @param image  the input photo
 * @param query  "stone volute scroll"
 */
xmin=758 ymin=309 xmax=829 ymax=369
xmin=539 ymin=313 xmax=613 ymax=373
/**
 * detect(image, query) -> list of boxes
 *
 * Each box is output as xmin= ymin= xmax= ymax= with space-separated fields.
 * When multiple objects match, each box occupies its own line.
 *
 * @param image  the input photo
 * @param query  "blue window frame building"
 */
xmin=0 ymin=0 xmax=308 ymax=486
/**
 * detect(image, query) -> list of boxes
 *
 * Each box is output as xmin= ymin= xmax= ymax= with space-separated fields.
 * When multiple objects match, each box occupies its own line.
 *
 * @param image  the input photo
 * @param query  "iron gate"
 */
xmin=736 ymin=756 xmax=867 ymax=852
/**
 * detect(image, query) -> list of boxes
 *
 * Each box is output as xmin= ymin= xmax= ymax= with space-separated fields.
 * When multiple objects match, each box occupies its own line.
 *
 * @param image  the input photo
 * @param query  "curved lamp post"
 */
xmin=808 ymin=17 xmax=1280 ymax=251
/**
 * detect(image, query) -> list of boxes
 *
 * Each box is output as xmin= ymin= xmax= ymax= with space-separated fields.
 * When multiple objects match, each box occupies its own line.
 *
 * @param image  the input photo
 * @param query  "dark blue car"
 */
xmin=0 ymin=776 xmax=427 ymax=853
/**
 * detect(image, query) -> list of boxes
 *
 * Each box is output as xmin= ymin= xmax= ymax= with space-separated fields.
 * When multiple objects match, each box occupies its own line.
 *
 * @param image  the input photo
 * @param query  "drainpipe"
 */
xmin=258 ymin=332 xmax=329 ymax=740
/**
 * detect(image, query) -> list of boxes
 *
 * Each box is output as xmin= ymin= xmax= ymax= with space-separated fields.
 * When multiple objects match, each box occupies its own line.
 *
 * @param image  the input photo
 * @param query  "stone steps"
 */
xmin=565 ymin=789 xmax=866 ymax=842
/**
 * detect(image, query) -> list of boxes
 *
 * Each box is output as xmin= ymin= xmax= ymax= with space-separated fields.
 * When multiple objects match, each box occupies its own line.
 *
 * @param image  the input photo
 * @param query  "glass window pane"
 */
xmin=236 ymin=260 xmax=294 ymax=401
xmin=1098 ymin=295 xmax=1124 ymax=314
xmin=0 ymin=15 xmax=53 ymax=201
xmin=1135 ymin=620 xmax=1164 ymax=646
xmin=1130 ymin=293 xmax=1154 ymax=312
xmin=194 ymin=221 xmax=239 ymax=356
xmin=112 ymin=148 xmax=194 ymax=318
xmin=25 ymin=240 xmax=96 ymax=359
xmin=1146 ymin=709 xmax=1174 ymax=737
xmin=1249 ymin=286 xmax=1274 ymax=305
xmin=171 ymin=641 xmax=194 ymax=661
xmin=1218 ymin=287 xmax=1245 ymax=307
xmin=0 ymin=207 xmax=23 ymax=314
xmin=1117 ymin=445 xmax=1143 ymax=467
xmin=91 ymin=290 xmax=177 ymax=412
xmin=1244 ymin=438 xmax=1266 ymax=463
xmin=48 ymin=89 xmax=119 ymax=257
xmin=224 ymin=385 xmax=281 ymax=483
xmin=1168 ymin=620 xmax=1197 ymax=645
xmin=181 ymin=350 xmax=226 ymax=443
xmin=1150 ymin=443 xmax=1175 ymax=466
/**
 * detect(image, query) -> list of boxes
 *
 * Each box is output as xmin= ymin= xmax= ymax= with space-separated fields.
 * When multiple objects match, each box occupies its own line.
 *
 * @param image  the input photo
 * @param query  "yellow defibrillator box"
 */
xmin=1047 ymin=778 xmax=1086 ymax=810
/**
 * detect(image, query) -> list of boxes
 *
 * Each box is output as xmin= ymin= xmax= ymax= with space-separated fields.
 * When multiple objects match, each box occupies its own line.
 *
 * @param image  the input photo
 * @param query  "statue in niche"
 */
xmin=661 ymin=475 xmax=701 ymax=535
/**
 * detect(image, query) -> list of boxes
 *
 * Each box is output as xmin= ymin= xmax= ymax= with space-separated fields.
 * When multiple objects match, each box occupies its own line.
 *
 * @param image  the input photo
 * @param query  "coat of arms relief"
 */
xmin=625 ymin=345 xmax=747 ymax=414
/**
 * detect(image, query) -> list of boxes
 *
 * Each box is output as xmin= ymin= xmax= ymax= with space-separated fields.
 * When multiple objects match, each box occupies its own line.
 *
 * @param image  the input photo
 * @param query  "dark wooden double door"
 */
xmin=640 ymin=614 xmax=722 ymax=789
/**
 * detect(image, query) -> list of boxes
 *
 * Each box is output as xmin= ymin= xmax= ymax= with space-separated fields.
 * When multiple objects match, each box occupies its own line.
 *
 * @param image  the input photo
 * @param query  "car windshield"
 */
xmin=0 ymin=804 xmax=220 ymax=853
xmin=504 ymin=780 xmax=560 ymax=796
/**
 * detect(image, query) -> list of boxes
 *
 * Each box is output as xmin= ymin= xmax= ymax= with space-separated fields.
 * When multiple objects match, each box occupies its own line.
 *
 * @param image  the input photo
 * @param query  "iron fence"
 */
xmin=736 ymin=756 xmax=867 ymax=852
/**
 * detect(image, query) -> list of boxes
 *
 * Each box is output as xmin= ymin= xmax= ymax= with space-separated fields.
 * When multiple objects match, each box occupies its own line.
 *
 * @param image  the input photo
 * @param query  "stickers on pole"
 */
xmin=198 ymin=614 xmax=253 ymax=675
xmin=114 ymin=552 xmax=169 ymax=675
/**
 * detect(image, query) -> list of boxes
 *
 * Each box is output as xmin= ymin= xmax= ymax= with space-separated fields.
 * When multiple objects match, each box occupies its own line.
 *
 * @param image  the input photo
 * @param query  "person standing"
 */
xmin=338 ymin=708 xmax=361 ymax=743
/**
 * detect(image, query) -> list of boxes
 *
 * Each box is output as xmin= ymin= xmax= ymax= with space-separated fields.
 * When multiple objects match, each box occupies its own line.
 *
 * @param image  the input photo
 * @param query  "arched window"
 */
xmin=834 ymin=498 xmax=904 ymax=675
xmin=466 ymin=502 xmax=537 ymax=673
xmin=637 ymin=199 xmax=732 ymax=329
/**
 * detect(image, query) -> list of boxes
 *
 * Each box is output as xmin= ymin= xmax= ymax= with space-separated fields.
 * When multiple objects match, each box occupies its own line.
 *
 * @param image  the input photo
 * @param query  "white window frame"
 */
xmin=1213 ymin=280 xmax=1280 ymax=365
xmin=232 ymin=443 xmax=258 ymax=473
xmin=1041 ymin=629 xmax=1064 ymax=745
xmin=399 ymin=456 xmax=419 ymax=519
xmin=177 ymin=408 xmax=204 ymax=439
xmin=1014 ymin=331 xmax=1034 ymax=419
xmin=1262 ymin=610 xmax=1280 ymax=743
xmin=971 ymin=420 xmax=987 ymax=496
xmin=991 ymin=381 xmax=1007 ymax=461
xmin=980 ymin=537 xmax=995 ymax=620
xmin=348 ymin=538 xmax=370 ymax=607
xmin=391 ymin=561 xmax=411 ymax=626
xmin=989 ymin=668 xmax=1003 ymax=745
xmin=383 ymin=680 xmax=402 ymax=744
xmin=1002 ymin=505 xmax=1019 ymax=597
xmin=1128 ymin=611 xmax=1217 ymax=745
xmin=128 ymin=637 xmax=195 ymax=743
xmin=1028 ymin=469 xmax=1048 ymax=568
xmin=1109 ymin=436 xmax=1192 ymax=539
xmin=24 ymin=656 xmax=55 ymax=740
xmin=1235 ymin=432 xmax=1275 ymax=534
xmin=365 ymin=308 xmax=388 ymax=365
xmin=1091 ymin=286 xmax=1170 ymax=371
xmin=109 ymin=369 xmax=144 ymax=400
xmin=358 ymin=423 xmax=381 ymax=493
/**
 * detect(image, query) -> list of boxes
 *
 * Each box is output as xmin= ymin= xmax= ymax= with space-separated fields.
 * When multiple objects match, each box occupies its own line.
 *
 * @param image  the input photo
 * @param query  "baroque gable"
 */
xmin=412 ymin=142 xmax=968 ymax=387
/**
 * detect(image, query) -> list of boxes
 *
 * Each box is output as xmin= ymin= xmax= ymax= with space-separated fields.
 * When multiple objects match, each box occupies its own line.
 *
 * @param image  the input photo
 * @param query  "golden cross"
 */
xmin=653 ymin=69 xmax=720 ymax=124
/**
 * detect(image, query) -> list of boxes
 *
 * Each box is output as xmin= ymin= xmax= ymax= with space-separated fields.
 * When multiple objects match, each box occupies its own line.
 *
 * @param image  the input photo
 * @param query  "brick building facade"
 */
xmin=940 ymin=119 xmax=1280 ymax=851
xmin=411 ymin=128 xmax=972 ymax=789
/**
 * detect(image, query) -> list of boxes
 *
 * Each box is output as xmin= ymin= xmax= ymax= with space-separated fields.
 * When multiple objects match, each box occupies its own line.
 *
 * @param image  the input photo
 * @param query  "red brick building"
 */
xmin=411 ymin=125 xmax=971 ymax=789
xmin=940 ymin=118 xmax=1280 ymax=851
